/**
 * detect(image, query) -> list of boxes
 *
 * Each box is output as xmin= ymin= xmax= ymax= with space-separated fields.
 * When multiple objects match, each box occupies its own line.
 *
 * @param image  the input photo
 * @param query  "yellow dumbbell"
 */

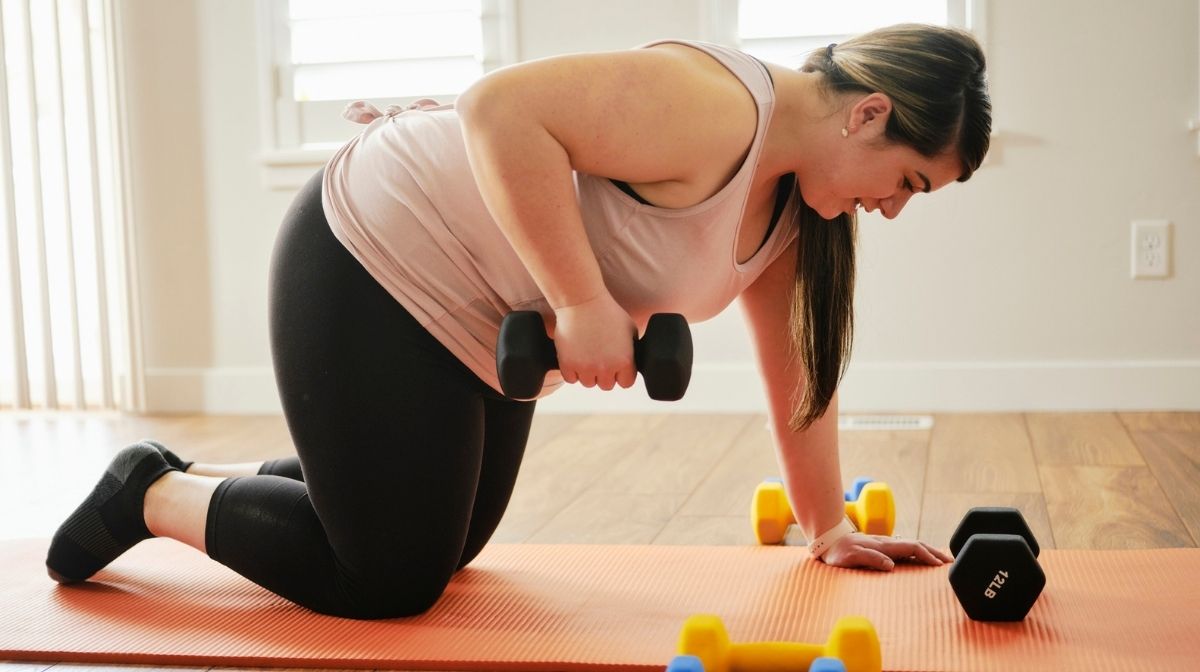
xmin=678 ymin=614 xmax=881 ymax=672
xmin=752 ymin=478 xmax=895 ymax=545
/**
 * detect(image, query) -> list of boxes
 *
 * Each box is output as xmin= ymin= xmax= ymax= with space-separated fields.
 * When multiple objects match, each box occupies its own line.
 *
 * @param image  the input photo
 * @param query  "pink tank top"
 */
xmin=321 ymin=39 xmax=799 ymax=397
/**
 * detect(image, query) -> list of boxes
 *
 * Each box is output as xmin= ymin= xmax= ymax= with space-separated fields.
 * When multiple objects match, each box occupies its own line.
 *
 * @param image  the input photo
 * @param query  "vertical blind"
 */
xmin=0 ymin=0 xmax=136 ymax=411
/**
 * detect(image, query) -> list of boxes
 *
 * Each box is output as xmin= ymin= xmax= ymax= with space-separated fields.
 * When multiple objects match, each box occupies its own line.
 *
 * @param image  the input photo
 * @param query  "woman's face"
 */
xmin=799 ymin=93 xmax=965 ymax=220
xmin=804 ymin=141 xmax=963 ymax=220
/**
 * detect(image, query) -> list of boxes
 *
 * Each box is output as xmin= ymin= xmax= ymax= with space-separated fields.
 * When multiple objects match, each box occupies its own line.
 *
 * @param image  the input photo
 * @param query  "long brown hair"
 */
xmin=787 ymin=24 xmax=991 ymax=431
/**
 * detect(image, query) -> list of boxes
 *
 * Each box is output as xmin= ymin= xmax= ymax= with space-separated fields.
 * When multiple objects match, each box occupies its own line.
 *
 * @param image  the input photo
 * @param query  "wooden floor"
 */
xmin=2 ymin=410 xmax=1198 ymax=671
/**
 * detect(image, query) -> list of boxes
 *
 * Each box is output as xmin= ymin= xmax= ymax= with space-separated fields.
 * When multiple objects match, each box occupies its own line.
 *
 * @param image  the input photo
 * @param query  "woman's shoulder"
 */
xmin=640 ymin=41 xmax=753 ymax=90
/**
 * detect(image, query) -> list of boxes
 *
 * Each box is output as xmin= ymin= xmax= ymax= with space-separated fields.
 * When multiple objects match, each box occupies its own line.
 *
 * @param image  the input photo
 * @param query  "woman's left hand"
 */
xmin=820 ymin=532 xmax=953 ymax=571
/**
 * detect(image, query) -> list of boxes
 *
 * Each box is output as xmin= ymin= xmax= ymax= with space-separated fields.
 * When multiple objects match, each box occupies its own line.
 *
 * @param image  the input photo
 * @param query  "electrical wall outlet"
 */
xmin=1131 ymin=220 xmax=1171 ymax=279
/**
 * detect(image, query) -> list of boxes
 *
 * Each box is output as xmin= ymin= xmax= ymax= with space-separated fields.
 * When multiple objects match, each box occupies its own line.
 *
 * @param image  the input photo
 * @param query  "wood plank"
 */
xmin=1026 ymin=412 xmax=1144 ymax=466
xmin=925 ymin=413 xmax=1041 ymax=493
xmin=525 ymin=413 xmax=588 ymax=450
xmin=1131 ymin=429 xmax=1200 ymax=545
xmin=919 ymin=492 xmax=1055 ymax=551
xmin=1039 ymin=465 xmax=1193 ymax=549
xmin=584 ymin=414 xmax=755 ymax=495
xmin=525 ymin=491 xmax=691 ymax=544
xmin=523 ymin=414 xmax=752 ymax=544
xmin=491 ymin=415 xmax=668 ymax=543
xmin=122 ymin=414 xmax=295 ymax=463
xmin=838 ymin=427 xmax=930 ymax=540
xmin=674 ymin=415 xmax=776 ymax=517
xmin=1118 ymin=412 xmax=1200 ymax=432
xmin=653 ymin=515 xmax=752 ymax=545
xmin=0 ymin=415 xmax=173 ymax=540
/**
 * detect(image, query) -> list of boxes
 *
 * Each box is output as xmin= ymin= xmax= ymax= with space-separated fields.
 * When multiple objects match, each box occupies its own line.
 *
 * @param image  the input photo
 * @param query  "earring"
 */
xmin=841 ymin=127 xmax=849 ymax=138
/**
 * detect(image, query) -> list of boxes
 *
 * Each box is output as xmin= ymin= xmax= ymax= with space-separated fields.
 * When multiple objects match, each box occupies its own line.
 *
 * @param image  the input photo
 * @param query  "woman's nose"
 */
xmin=880 ymin=192 xmax=913 ymax=219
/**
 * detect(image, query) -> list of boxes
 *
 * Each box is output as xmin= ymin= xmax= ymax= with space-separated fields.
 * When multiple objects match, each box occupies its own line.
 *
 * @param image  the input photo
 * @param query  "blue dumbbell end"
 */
xmin=666 ymin=654 xmax=705 ymax=672
xmin=763 ymin=477 xmax=784 ymax=484
xmin=809 ymin=657 xmax=847 ymax=672
xmin=845 ymin=476 xmax=875 ymax=501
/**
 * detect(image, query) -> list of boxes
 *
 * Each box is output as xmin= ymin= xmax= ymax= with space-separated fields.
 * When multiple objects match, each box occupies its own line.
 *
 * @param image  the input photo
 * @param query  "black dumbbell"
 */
xmin=947 ymin=507 xmax=1046 ymax=622
xmin=496 ymin=310 xmax=693 ymax=401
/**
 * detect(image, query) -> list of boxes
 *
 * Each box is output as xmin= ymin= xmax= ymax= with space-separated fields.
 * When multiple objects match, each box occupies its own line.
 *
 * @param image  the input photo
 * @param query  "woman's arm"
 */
xmin=455 ymin=48 xmax=755 ymax=389
xmin=738 ymin=241 xmax=846 ymax=542
xmin=456 ymin=48 xmax=748 ymax=310
xmin=739 ymin=241 xmax=952 ymax=569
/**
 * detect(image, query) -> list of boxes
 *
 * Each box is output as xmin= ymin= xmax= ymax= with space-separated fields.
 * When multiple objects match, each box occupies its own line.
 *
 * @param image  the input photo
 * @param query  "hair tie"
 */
xmin=826 ymin=43 xmax=837 ymax=62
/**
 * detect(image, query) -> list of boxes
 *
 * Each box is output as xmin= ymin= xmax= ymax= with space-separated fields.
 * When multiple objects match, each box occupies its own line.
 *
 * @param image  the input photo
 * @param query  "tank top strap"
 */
xmin=635 ymin=39 xmax=774 ymax=107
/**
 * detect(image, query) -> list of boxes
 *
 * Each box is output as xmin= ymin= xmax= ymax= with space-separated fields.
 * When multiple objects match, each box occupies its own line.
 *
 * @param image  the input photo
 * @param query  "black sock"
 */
xmin=258 ymin=456 xmax=305 ymax=482
xmin=141 ymin=439 xmax=193 ymax=473
xmin=45 ymin=442 xmax=176 ymax=583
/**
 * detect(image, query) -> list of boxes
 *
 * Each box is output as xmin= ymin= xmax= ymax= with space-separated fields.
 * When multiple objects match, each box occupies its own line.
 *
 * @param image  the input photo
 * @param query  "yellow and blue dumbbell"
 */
xmin=670 ymin=614 xmax=881 ymax=672
xmin=752 ymin=477 xmax=896 ymax=545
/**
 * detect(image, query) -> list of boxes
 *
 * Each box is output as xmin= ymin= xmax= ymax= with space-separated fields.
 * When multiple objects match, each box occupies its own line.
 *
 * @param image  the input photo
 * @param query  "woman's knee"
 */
xmin=330 ymin=570 xmax=453 ymax=619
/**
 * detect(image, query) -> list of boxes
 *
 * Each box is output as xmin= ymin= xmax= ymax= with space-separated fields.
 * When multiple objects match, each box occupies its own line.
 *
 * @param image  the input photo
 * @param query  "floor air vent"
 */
xmin=838 ymin=415 xmax=934 ymax=431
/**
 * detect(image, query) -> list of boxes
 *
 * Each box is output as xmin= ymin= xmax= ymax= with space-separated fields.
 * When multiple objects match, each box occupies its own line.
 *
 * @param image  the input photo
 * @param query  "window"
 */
xmin=706 ymin=0 xmax=985 ymax=68
xmin=257 ymin=0 xmax=517 ymax=188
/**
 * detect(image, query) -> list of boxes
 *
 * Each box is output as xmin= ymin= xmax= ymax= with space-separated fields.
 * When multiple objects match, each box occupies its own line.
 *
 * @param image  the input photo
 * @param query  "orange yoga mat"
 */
xmin=2 ymin=538 xmax=1198 ymax=671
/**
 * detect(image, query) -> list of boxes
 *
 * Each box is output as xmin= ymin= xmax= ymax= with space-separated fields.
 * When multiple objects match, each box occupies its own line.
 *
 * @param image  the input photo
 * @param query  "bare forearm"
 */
xmin=459 ymin=102 xmax=605 ymax=309
xmin=772 ymin=395 xmax=846 ymax=540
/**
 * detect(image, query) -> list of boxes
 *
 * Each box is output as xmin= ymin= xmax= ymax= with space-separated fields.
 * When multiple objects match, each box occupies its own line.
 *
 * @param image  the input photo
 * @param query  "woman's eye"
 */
xmin=903 ymin=178 xmax=915 ymax=193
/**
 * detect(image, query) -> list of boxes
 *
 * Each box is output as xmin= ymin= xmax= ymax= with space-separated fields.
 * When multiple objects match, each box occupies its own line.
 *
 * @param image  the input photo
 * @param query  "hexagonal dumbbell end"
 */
xmin=823 ymin=616 xmax=882 ymax=672
xmin=751 ymin=478 xmax=792 ymax=545
xmin=844 ymin=482 xmax=895 ymax=536
xmin=948 ymin=507 xmax=1041 ymax=558
xmin=677 ymin=615 xmax=733 ymax=672
xmin=949 ymin=533 xmax=1046 ymax=621
xmin=637 ymin=313 xmax=693 ymax=401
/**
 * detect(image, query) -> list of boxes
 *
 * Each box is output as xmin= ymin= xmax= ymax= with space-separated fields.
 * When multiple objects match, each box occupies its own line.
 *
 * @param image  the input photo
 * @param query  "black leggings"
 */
xmin=204 ymin=168 xmax=536 ymax=619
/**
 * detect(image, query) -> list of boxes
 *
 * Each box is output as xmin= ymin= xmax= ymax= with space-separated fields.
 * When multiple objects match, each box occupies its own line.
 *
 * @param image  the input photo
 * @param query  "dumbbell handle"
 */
xmin=717 ymin=642 xmax=830 ymax=670
xmin=496 ymin=310 xmax=691 ymax=400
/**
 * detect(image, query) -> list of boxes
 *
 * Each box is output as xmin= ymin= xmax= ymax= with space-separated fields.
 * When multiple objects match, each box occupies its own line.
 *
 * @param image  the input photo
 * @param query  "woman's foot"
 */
xmin=45 ymin=442 xmax=176 ymax=583
xmin=142 ymin=439 xmax=192 ymax=472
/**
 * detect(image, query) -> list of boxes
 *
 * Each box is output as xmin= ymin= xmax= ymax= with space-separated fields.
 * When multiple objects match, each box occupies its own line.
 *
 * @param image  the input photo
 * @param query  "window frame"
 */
xmin=254 ymin=0 xmax=518 ymax=189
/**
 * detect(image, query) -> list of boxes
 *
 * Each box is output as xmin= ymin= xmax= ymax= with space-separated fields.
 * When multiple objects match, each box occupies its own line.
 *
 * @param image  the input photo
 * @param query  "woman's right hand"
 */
xmin=551 ymin=292 xmax=639 ymax=392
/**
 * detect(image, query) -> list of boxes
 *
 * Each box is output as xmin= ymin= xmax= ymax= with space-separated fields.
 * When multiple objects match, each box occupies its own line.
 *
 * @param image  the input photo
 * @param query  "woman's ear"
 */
xmin=848 ymin=92 xmax=892 ymax=140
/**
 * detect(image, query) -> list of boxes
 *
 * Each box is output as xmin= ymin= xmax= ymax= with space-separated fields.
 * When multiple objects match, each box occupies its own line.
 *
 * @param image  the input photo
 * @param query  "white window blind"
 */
xmin=288 ymin=0 xmax=483 ymax=103
xmin=0 ymin=0 xmax=139 ymax=411
xmin=259 ymin=0 xmax=515 ymax=178
xmin=708 ymin=0 xmax=983 ymax=68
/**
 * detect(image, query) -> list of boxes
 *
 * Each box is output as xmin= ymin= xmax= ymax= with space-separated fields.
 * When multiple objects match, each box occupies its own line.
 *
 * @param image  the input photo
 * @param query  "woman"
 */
xmin=46 ymin=23 xmax=989 ymax=619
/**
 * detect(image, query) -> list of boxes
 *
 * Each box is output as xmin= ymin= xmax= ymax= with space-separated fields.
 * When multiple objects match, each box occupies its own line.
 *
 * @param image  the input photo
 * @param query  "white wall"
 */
xmin=120 ymin=0 xmax=1200 ymax=414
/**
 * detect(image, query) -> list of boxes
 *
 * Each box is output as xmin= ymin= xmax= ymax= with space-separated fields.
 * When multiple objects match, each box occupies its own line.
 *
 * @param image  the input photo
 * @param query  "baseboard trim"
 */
xmin=144 ymin=360 xmax=1200 ymax=414
xmin=144 ymin=367 xmax=280 ymax=414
